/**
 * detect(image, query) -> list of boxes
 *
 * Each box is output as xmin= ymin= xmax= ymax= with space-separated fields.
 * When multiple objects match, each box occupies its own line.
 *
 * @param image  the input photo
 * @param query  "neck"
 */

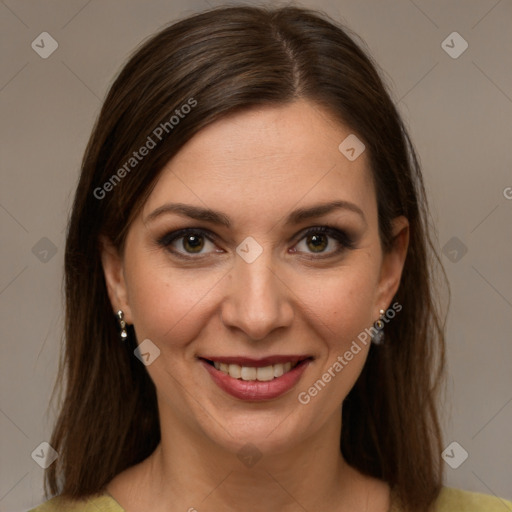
xmin=131 ymin=405 xmax=385 ymax=512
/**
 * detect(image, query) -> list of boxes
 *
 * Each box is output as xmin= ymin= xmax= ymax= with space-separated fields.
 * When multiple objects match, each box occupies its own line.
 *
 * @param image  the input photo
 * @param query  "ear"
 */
xmin=99 ymin=235 xmax=133 ymax=324
xmin=375 ymin=216 xmax=409 ymax=314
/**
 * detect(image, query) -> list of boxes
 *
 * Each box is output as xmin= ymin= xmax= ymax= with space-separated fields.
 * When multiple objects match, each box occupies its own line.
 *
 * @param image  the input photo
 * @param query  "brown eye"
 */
xmin=306 ymin=233 xmax=328 ymax=253
xmin=157 ymin=229 xmax=221 ymax=258
xmin=182 ymin=234 xmax=205 ymax=253
xmin=294 ymin=226 xmax=355 ymax=257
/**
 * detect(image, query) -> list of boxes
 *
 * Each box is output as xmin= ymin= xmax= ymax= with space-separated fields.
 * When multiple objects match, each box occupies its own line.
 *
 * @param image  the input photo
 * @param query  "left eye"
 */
xmin=294 ymin=231 xmax=335 ymax=254
xmin=292 ymin=226 xmax=353 ymax=256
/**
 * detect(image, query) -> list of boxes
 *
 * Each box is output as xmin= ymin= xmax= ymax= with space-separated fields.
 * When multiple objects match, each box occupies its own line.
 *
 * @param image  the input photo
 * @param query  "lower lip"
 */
xmin=201 ymin=359 xmax=311 ymax=401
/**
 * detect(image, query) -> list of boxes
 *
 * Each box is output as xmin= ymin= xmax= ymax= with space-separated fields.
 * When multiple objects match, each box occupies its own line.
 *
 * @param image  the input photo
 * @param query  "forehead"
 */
xmin=142 ymin=100 xmax=376 ymax=226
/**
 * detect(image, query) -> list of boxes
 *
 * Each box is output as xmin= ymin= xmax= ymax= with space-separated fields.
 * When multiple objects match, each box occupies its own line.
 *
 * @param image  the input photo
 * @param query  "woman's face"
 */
xmin=102 ymin=99 xmax=408 ymax=456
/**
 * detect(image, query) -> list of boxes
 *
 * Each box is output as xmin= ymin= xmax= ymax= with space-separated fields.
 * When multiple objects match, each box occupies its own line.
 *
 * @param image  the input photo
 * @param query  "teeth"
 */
xmin=240 ymin=366 xmax=257 ymax=380
xmin=256 ymin=366 xmax=274 ymax=381
xmin=211 ymin=361 xmax=299 ymax=381
xmin=228 ymin=364 xmax=241 ymax=379
xmin=273 ymin=364 xmax=284 ymax=378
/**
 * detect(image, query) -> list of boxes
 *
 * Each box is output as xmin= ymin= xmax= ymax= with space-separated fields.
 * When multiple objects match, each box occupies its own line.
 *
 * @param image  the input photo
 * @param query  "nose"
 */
xmin=220 ymin=249 xmax=294 ymax=341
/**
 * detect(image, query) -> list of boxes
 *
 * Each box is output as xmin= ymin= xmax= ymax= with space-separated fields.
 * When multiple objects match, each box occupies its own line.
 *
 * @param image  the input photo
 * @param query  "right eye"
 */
xmin=157 ymin=228 xmax=224 ymax=259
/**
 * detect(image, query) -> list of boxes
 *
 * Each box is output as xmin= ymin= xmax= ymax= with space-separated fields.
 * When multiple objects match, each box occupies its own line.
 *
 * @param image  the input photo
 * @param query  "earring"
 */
xmin=116 ymin=310 xmax=128 ymax=340
xmin=371 ymin=309 xmax=386 ymax=345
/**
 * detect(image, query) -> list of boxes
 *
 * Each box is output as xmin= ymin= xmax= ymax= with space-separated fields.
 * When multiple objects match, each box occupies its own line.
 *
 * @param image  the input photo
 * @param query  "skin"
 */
xmin=101 ymin=99 xmax=409 ymax=512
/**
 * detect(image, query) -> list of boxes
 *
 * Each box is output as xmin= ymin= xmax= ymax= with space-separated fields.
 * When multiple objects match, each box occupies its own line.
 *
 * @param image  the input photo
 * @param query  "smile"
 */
xmin=199 ymin=355 xmax=313 ymax=401
xmin=211 ymin=360 xmax=299 ymax=381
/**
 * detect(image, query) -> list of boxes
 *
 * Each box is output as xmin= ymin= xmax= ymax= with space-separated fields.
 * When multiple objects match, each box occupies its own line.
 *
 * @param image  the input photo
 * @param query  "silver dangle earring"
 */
xmin=371 ymin=309 xmax=386 ymax=345
xmin=116 ymin=310 xmax=128 ymax=340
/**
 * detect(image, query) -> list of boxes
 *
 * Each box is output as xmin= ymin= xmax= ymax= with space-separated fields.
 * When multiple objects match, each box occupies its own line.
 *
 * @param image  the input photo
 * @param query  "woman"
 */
xmin=29 ymin=5 xmax=511 ymax=512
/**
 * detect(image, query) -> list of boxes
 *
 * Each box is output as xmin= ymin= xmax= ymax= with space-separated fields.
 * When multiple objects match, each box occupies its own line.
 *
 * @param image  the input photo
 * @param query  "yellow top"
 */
xmin=28 ymin=486 xmax=512 ymax=511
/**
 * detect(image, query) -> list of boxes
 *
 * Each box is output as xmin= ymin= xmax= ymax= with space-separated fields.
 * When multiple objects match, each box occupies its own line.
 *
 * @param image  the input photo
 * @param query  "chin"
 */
xmin=194 ymin=404 xmax=312 ymax=460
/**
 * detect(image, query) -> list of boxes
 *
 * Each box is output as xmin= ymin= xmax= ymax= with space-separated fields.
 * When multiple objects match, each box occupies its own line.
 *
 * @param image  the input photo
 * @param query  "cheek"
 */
xmin=125 ymin=256 xmax=227 ymax=348
xmin=298 ymin=270 xmax=378 ymax=395
xmin=294 ymin=263 xmax=379 ymax=342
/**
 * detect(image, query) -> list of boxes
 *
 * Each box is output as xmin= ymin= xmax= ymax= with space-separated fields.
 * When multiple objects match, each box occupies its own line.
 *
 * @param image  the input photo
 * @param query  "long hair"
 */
xmin=46 ymin=6 xmax=447 ymax=511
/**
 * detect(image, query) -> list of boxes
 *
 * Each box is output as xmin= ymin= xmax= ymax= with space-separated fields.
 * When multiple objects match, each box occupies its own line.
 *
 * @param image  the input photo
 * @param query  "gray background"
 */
xmin=1 ymin=0 xmax=511 ymax=510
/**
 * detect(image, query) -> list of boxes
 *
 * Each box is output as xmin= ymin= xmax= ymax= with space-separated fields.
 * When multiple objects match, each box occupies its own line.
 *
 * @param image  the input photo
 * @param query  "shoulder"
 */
xmin=27 ymin=493 xmax=124 ymax=512
xmin=432 ymin=486 xmax=512 ymax=511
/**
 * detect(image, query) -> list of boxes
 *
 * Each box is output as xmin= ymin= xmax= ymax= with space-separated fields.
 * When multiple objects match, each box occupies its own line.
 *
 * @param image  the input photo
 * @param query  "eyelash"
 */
xmin=156 ymin=226 xmax=356 ymax=261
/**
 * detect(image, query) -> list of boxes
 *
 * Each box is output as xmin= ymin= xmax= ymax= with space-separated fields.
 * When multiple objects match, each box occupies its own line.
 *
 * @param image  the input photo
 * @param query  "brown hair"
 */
xmin=46 ymin=5 xmax=447 ymax=511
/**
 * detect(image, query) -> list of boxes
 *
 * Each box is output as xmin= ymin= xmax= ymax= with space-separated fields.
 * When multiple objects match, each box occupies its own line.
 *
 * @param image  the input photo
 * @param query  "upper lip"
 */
xmin=199 ymin=355 xmax=313 ymax=367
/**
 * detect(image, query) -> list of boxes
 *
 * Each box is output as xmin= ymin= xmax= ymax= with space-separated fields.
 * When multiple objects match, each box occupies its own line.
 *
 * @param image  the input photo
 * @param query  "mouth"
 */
xmin=201 ymin=356 xmax=310 ymax=381
xmin=198 ymin=355 xmax=313 ymax=401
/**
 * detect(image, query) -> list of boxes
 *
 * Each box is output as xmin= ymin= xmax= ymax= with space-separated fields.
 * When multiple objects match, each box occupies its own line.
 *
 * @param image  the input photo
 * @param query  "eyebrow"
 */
xmin=144 ymin=200 xmax=366 ymax=227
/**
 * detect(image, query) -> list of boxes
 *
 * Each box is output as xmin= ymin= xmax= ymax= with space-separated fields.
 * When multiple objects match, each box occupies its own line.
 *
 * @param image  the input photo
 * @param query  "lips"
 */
xmin=199 ymin=355 xmax=312 ymax=401
xmin=200 ymin=355 xmax=311 ymax=367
